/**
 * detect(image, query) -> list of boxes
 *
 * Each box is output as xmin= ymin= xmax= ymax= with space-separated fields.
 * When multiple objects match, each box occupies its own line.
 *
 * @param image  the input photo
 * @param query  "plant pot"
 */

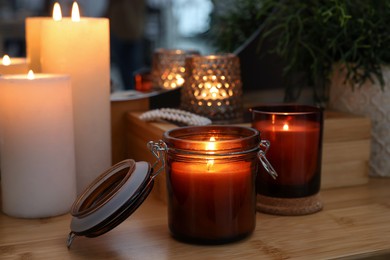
xmin=329 ymin=65 xmax=390 ymax=177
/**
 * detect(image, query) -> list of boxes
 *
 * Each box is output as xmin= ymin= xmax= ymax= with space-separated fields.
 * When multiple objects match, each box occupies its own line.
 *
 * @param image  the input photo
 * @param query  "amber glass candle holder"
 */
xmin=134 ymin=68 xmax=152 ymax=92
xmin=161 ymin=125 xmax=273 ymax=244
xmin=180 ymin=54 xmax=243 ymax=122
xmin=251 ymin=105 xmax=324 ymax=215
xmin=151 ymin=48 xmax=199 ymax=90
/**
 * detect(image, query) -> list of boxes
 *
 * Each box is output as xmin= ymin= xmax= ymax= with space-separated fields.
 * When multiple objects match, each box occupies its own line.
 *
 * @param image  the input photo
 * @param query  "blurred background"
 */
xmin=0 ymin=0 xmax=217 ymax=90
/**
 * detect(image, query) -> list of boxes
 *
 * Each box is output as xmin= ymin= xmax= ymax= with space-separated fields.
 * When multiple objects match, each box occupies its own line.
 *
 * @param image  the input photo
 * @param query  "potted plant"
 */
xmin=212 ymin=0 xmax=389 ymax=103
xmin=211 ymin=0 xmax=390 ymax=176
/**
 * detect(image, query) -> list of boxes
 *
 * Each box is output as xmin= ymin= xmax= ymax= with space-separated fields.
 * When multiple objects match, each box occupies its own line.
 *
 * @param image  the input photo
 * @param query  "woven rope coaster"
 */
xmin=256 ymin=193 xmax=323 ymax=216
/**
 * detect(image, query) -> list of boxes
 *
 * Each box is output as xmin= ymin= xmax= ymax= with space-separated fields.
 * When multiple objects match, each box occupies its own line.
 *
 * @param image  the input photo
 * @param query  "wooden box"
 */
xmin=126 ymin=111 xmax=371 ymax=202
xmin=321 ymin=111 xmax=371 ymax=188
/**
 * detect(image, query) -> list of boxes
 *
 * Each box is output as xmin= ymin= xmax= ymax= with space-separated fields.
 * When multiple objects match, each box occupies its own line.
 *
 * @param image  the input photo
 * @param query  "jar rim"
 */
xmin=250 ymin=104 xmax=322 ymax=115
xmin=186 ymin=53 xmax=238 ymax=61
xmin=162 ymin=125 xmax=260 ymax=154
xmin=154 ymin=48 xmax=199 ymax=56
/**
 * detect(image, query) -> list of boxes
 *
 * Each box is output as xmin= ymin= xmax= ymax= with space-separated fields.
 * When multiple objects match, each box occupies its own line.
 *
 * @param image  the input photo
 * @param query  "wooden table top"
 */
xmin=1 ymin=178 xmax=390 ymax=259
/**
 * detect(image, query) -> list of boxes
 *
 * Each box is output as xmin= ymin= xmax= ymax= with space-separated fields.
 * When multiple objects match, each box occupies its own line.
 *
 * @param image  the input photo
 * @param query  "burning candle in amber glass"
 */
xmin=251 ymin=105 xmax=324 ymax=215
xmin=162 ymin=126 xmax=261 ymax=244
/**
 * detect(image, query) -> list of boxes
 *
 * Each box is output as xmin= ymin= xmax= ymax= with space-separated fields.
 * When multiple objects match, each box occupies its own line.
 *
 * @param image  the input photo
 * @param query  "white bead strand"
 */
xmin=140 ymin=108 xmax=212 ymax=126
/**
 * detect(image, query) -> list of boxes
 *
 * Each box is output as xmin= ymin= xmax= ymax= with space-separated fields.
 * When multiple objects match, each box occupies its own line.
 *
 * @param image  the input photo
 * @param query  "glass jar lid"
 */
xmin=67 ymin=159 xmax=153 ymax=248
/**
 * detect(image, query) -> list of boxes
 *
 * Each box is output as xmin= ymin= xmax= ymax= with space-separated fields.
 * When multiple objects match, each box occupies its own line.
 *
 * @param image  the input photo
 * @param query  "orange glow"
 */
xmin=2 ymin=55 xmax=11 ymax=66
xmin=283 ymin=123 xmax=289 ymax=131
xmin=52 ymin=2 xmax=62 ymax=21
xmin=27 ymin=70 xmax=35 ymax=80
xmin=71 ymin=2 xmax=80 ymax=22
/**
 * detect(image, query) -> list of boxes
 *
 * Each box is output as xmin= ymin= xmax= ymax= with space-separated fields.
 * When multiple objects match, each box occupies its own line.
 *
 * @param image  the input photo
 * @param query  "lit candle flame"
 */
xmin=27 ymin=70 xmax=35 ymax=80
xmin=52 ymin=2 xmax=62 ymax=21
xmin=206 ymin=136 xmax=216 ymax=171
xmin=206 ymin=136 xmax=216 ymax=150
xmin=71 ymin=2 xmax=80 ymax=22
xmin=283 ymin=123 xmax=289 ymax=131
xmin=2 ymin=55 xmax=11 ymax=66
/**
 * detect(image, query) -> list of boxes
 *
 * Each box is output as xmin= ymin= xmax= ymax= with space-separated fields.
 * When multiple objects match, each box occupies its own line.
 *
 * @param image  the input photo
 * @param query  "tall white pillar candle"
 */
xmin=0 ymin=55 xmax=28 ymax=75
xmin=0 ymin=72 xmax=77 ymax=218
xmin=25 ymin=3 xmax=62 ymax=72
xmin=25 ymin=17 xmax=52 ymax=72
xmin=39 ymin=15 xmax=111 ymax=193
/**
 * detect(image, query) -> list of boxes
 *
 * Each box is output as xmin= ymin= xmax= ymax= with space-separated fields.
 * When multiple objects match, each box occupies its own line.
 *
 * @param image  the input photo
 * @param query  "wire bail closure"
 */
xmin=147 ymin=139 xmax=277 ymax=179
xmin=147 ymin=140 xmax=167 ymax=178
xmin=258 ymin=140 xmax=278 ymax=179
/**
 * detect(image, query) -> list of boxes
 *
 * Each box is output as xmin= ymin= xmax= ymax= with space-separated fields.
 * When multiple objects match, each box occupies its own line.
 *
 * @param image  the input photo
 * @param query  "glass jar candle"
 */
xmin=66 ymin=126 xmax=276 ymax=247
xmin=252 ymin=105 xmax=324 ymax=215
xmin=160 ymin=125 xmax=276 ymax=244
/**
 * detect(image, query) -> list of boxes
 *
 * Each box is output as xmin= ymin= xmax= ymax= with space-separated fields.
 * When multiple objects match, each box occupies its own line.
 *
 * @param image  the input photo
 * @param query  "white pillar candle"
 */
xmin=38 ymin=4 xmax=111 ymax=193
xmin=25 ymin=17 xmax=51 ymax=72
xmin=25 ymin=3 xmax=62 ymax=72
xmin=0 ymin=72 xmax=77 ymax=218
xmin=0 ymin=55 xmax=29 ymax=75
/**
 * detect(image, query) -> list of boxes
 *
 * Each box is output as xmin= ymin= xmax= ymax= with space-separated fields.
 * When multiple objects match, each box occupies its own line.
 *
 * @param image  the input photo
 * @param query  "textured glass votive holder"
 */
xmin=151 ymin=48 xmax=199 ymax=90
xmin=180 ymin=53 xmax=243 ymax=122
xmin=251 ymin=105 xmax=324 ymax=215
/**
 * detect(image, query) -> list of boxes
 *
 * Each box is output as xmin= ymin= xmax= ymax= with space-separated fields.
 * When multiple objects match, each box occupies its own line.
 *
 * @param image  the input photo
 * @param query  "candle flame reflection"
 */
xmin=52 ymin=2 xmax=62 ymax=21
xmin=176 ymin=75 xmax=184 ymax=86
xmin=198 ymin=80 xmax=228 ymax=101
xmin=2 ymin=55 xmax=11 ymax=66
xmin=71 ymin=2 xmax=81 ymax=22
xmin=207 ymin=159 xmax=214 ymax=171
xmin=27 ymin=70 xmax=35 ymax=80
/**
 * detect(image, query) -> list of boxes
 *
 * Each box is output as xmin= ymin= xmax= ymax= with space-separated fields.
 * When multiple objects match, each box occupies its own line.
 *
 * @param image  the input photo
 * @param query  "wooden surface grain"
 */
xmin=1 ymin=110 xmax=382 ymax=259
xmin=1 ymin=179 xmax=390 ymax=259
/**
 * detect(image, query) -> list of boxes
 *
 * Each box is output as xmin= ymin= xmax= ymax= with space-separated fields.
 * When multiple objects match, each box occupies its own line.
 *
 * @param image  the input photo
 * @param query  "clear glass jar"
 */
xmin=161 ymin=125 xmax=275 ymax=244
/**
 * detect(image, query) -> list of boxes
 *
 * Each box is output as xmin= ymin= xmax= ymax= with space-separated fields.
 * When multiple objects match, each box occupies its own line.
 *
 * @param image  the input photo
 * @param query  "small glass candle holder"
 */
xmin=134 ymin=68 xmax=152 ymax=92
xmin=151 ymin=48 xmax=199 ymax=90
xmin=159 ymin=125 xmax=276 ymax=244
xmin=251 ymin=105 xmax=324 ymax=215
xmin=180 ymin=54 xmax=243 ymax=122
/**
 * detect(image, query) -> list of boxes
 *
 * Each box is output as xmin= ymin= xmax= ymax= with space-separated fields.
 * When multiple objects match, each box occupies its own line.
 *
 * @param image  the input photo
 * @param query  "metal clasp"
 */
xmin=147 ymin=140 xmax=167 ymax=179
xmin=67 ymin=232 xmax=76 ymax=249
xmin=258 ymin=140 xmax=278 ymax=179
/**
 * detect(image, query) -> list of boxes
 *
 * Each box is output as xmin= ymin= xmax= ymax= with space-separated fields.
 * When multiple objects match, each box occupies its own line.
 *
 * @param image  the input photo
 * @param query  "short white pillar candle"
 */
xmin=0 ymin=55 xmax=28 ymax=75
xmin=0 ymin=71 xmax=77 ymax=218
